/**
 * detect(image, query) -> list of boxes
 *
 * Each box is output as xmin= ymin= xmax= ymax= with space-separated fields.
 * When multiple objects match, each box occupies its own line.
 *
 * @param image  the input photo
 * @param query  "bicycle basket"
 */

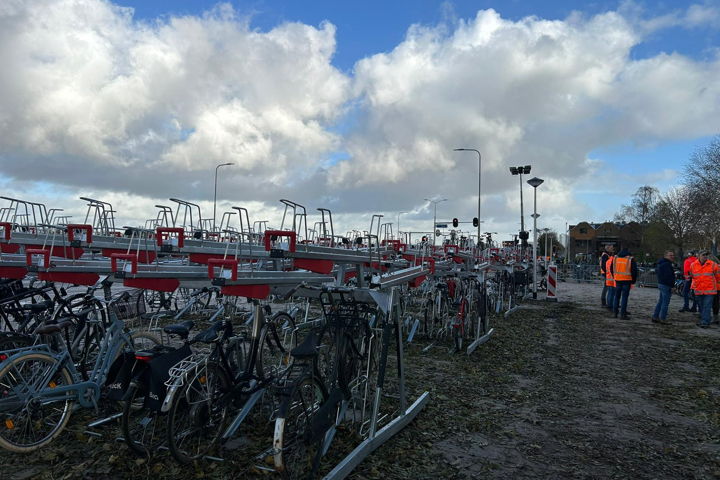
xmin=111 ymin=289 xmax=146 ymax=320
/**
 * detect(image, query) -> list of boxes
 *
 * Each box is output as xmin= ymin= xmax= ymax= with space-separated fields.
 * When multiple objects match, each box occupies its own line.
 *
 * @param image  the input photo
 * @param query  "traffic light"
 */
xmin=452 ymin=218 xmax=459 ymax=228
xmin=472 ymin=217 xmax=478 ymax=227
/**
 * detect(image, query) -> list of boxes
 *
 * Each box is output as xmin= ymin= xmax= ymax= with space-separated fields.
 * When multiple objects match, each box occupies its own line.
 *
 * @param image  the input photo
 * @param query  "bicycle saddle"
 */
xmin=290 ymin=331 xmax=320 ymax=359
xmin=191 ymin=321 xmax=224 ymax=344
xmin=163 ymin=320 xmax=195 ymax=339
xmin=22 ymin=300 xmax=54 ymax=313
xmin=35 ymin=319 xmax=74 ymax=335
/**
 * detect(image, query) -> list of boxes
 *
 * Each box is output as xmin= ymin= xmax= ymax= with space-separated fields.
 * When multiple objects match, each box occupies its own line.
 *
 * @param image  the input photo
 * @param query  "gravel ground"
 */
xmin=3 ymin=280 xmax=720 ymax=479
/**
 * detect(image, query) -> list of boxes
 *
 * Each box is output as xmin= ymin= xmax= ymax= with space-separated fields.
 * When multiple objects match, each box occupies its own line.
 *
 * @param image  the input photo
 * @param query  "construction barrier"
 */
xmin=546 ymin=263 xmax=557 ymax=301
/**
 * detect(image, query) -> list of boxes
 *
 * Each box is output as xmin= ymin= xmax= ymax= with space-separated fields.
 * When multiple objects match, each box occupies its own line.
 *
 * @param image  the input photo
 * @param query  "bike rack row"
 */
xmin=0 ymin=194 xmax=535 ymax=479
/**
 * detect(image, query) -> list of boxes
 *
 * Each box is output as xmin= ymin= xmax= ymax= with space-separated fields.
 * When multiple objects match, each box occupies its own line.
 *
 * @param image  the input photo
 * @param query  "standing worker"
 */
xmin=679 ymin=250 xmax=698 ymax=313
xmin=600 ymin=245 xmax=614 ymax=307
xmin=652 ymin=250 xmax=675 ymax=324
xmin=605 ymin=250 xmax=616 ymax=313
xmin=688 ymin=251 xmax=720 ymax=328
xmin=611 ymin=247 xmax=638 ymax=320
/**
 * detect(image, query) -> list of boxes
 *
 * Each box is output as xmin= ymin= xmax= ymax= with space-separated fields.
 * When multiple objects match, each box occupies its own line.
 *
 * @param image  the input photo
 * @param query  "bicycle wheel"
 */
xmin=130 ymin=331 xmax=163 ymax=352
xmin=256 ymin=313 xmax=297 ymax=380
xmin=274 ymin=375 xmax=328 ymax=479
xmin=166 ymin=362 xmax=229 ymax=464
xmin=421 ymin=299 xmax=434 ymax=338
xmin=453 ymin=298 xmax=469 ymax=352
xmin=0 ymin=352 xmax=74 ymax=452
xmin=121 ymin=383 xmax=166 ymax=456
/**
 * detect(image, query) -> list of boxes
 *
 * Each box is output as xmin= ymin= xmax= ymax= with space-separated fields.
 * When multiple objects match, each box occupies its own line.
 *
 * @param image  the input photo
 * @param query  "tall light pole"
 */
xmin=542 ymin=227 xmax=550 ymax=263
xmin=527 ymin=177 xmax=544 ymax=299
xmin=454 ymin=148 xmax=481 ymax=253
xmin=424 ymin=198 xmax=447 ymax=249
xmin=213 ymin=162 xmax=234 ymax=232
xmin=510 ymin=165 xmax=531 ymax=258
xmin=397 ymin=211 xmax=408 ymax=242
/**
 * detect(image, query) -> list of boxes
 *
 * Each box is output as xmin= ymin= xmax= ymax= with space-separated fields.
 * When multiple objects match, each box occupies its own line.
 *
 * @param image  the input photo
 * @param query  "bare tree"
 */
xmin=684 ymin=137 xmax=720 ymax=254
xmin=654 ymin=186 xmax=703 ymax=258
xmin=614 ymin=185 xmax=660 ymax=223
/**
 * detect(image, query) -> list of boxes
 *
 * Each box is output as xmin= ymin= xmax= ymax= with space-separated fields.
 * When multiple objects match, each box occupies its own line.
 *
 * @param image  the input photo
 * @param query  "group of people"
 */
xmin=600 ymin=246 xmax=720 ymax=327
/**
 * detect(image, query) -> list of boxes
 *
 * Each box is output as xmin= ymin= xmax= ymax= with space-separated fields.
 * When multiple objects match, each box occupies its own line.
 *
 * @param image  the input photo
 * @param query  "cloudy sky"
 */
xmin=0 ymin=0 xmax=718 ymax=244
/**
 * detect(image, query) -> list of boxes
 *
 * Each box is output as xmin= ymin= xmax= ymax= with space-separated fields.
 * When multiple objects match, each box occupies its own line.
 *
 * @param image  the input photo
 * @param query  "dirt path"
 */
xmin=4 ymin=281 xmax=720 ymax=479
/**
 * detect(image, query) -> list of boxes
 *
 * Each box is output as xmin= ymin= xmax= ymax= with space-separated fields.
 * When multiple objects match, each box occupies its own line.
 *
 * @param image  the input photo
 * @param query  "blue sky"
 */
xmin=116 ymin=0 xmax=718 ymax=223
xmin=1 ymin=0 xmax=718 ymax=239
xmin=121 ymin=0 xmax=720 ymax=68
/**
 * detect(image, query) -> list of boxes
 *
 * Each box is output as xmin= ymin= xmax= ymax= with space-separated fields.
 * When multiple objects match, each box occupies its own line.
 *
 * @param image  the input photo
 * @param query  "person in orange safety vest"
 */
xmin=600 ymin=245 xmax=615 ymax=307
xmin=605 ymin=254 xmax=616 ymax=312
xmin=679 ymin=251 xmax=698 ymax=312
xmin=610 ymin=248 xmax=638 ymax=319
xmin=689 ymin=251 xmax=720 ymax=328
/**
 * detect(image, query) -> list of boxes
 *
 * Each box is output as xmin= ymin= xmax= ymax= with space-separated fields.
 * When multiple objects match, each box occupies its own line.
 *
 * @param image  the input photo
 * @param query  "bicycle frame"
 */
xmin=2 ymin=312 xmax=134 ymax=409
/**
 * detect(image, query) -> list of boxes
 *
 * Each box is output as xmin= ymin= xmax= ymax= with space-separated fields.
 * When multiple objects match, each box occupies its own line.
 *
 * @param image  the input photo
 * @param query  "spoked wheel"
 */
xmin=452 ymin=298 xmax=470 ymax=352
xmin=274 ymin=375 xmax=328 ymax=479
xmin=435 ymin=300 xmax=451 ymax=341
xmin=0 ymin=352 xmax=75 ymax=452
xmin=122 ymin=383 xmax=167 ymax=456
xmin=257 ymin=312 xmax=297 ymax=380
xmin=421 ymin=299 xmax=434 ymax=338
xmin=166 ymin=363 xmax=229 ymax=464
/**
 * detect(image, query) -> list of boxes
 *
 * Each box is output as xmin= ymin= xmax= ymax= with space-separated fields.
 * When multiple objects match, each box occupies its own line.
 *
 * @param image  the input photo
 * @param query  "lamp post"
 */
xmin=454 ymin=148 xmax=481 ymax=253
xmin=398 ymin=211 xmax=408 ymax=241
xmin=213 ymin=162 xmax=234 ymax=232
xmin=424 ymin=198 xmax=447 ymax=249
xmin=510 ymin=165 xmax=531 ymax=258
xmin=542 ymin=227 xmax=550 ymax=264
xmin=527 ymin=177 xmax=544 ymax=299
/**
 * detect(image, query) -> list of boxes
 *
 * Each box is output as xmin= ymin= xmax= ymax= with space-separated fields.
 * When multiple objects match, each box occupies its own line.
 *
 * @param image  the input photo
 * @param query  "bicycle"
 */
xmin=273 ymin=284 xmax=378 ymax=479
xmin=162 ymin=300 xmax=297 ymax=464
xmin=0 ymin=291 xmax=160 ymax=452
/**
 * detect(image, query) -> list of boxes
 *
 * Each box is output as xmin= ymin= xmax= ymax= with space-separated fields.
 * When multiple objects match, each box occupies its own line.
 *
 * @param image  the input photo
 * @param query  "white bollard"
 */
xmin=546 ymin=263 xmax=558 ymax=302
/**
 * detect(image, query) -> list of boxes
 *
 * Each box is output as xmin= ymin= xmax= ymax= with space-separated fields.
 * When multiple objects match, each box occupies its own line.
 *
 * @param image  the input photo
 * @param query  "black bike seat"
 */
xmin=290 ymin=331 xmax=319 ymax=358
xmin=35 ymin=319 xmax=73 ymax=335
xmin=22 ymin=300 xmax=53 ymax=313
xmin=192 ymin=321 xmax=223 ymax=344
xmin=163 ymin=320 xmax=195 ymax=338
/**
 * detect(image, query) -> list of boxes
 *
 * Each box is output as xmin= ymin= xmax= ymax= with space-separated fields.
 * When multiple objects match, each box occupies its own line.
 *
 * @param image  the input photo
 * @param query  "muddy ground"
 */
xmin=4 ymin=281 xmax=720 ymax=479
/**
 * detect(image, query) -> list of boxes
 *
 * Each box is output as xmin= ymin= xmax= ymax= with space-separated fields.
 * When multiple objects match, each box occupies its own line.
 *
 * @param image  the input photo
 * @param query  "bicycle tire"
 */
xmin=121 ymin=383 xmax=167 ymax=456
xmin=256 ymin=312 xmax=297 ymax=380
xmin=0 ymin=352 xmax=74 ymax=452
xmin=166 ymin=362 xmax=230 ymax=464
xmin=273 ymin=374 xmax=328 ymax=479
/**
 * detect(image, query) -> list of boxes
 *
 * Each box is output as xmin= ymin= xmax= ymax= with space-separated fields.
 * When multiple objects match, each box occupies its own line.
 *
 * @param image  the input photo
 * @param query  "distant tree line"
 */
xmin=613 ymin=136 xmax=720 ymax=259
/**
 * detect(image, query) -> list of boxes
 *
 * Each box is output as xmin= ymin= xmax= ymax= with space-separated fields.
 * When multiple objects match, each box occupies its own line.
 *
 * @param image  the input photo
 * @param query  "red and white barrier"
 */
xmin=546 ymin=263 xmax=558 ymax=302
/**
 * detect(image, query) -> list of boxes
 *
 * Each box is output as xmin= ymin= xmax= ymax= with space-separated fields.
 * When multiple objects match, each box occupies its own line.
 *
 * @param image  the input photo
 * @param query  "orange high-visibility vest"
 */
xmin=613 ymin=256 xmax=633 ymax=281
xmin=690 ymin=260 xmax=720 ymax=295
xmin=605 ymin=256 xmax=615 ymax=287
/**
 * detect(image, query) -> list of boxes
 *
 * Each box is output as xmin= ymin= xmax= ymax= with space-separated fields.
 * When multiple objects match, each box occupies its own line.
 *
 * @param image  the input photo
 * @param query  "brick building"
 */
xmin=568 ymin=221 xmax=642 ymax=262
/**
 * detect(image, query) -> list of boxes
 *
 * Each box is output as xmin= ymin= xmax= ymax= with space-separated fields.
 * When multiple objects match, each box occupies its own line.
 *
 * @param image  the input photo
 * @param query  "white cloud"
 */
xmin=0 ymin=1 xmax=718 ymax=241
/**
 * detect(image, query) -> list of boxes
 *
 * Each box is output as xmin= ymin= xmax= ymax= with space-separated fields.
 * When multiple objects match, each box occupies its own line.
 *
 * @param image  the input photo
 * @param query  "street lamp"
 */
xmin=213 ymin=162 xmax=234 ymax=232
xmin=397 ymin=211 xmax=408 ymax=242
xmin=424 ymin=198 xmax=447 ymax=249
xmin=542 ymin=227 xmax=550 ymax=264
xmin=510 ymin=165 xmax=531 ymax=257
xmin=454 ymin=148 xmax=481 ymax=253
xmin=527 ymin=176 xmax=544 ymax=299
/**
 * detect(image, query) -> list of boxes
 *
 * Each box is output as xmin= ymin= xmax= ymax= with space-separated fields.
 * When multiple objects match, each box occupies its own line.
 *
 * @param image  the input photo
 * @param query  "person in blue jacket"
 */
xmin=652 ymin=250 xmax=676 ymax=324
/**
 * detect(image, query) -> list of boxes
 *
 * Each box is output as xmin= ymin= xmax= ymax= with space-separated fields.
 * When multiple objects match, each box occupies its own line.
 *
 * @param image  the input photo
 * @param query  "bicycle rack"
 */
xmin=279 ymin=199 xmax=308 ymax=243
xmin=80 ymin=197 xmax=116 ymax=236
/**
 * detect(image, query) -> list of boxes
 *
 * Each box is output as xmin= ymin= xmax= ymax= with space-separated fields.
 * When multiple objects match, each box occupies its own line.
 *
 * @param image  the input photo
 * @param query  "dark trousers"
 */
xmin=601 ymin=283 xmax=609 ymax=305
xmin=614 ymin=281 xmax=631 ymax=317
xmin=683 ymin=280 xmax=697 ymax=310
